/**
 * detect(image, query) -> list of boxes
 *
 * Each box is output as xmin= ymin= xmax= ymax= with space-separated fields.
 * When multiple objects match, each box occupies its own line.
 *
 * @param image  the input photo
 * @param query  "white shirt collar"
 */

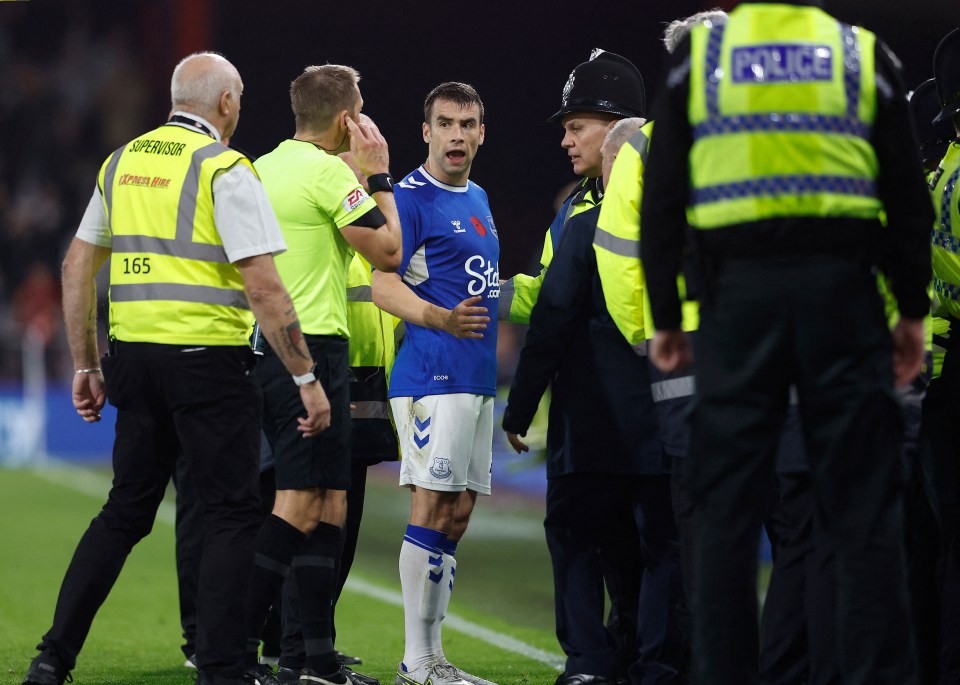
xmin=418 ymin=165 xmax=469 ymax=193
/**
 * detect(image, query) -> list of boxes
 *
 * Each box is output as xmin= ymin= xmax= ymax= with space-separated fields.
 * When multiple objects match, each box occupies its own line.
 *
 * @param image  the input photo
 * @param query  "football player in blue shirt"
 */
xmin=371 ymin=82 xmax=498 ymax=685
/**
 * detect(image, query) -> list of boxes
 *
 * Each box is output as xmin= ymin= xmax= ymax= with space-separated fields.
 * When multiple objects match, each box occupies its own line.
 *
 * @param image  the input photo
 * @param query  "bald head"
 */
xmin=601 ymin=117 xmax=646 ymax=187
xmin=171 ymin=52 xmax=242 ymax=117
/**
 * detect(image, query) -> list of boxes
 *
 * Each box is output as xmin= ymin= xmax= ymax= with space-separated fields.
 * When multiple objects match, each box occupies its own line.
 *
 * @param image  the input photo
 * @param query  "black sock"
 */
xmin=244 ymin=515 xmax=305 ymax=665
xmin=293 ymin=520 xmax=344 ymax=675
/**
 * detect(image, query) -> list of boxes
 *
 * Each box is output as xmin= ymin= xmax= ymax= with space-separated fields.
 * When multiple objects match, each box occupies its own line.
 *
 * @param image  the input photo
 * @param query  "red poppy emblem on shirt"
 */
xmin=470 ymin=216 xmax=487 ymax=236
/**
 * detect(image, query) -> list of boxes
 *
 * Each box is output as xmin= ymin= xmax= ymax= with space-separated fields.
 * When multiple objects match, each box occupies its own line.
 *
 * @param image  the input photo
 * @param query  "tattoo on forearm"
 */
xmin=283 ymin=320 xmax=311 ymax=361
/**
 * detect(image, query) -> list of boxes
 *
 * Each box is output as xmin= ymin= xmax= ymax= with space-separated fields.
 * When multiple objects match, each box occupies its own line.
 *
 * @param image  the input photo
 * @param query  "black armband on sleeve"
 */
xmin=352 ymin=206 xmax=387 ymax=229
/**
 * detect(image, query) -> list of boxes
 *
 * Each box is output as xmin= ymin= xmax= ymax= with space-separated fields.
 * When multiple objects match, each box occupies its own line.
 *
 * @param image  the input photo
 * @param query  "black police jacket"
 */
xmin=502 ymin=206 xmax=666 ymax=478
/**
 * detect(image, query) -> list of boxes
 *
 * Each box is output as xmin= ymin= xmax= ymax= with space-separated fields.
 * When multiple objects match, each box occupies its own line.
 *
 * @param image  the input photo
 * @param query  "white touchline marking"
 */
xmin=30 ymin=464 xmax=565 ymax=671
xmin=343 ymin=576 xmax=564 ymax=671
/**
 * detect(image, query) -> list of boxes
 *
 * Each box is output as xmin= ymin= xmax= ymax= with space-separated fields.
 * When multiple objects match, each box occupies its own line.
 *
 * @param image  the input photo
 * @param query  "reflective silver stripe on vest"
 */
xmin=101 ymin=145 xmax=126 ymax=220
xmin=112 ymin=234 xmax=229 ymax=262
xmin=839 ymin=23 xmax=860 ymax=119
xmin=938 ymin=166 xmax=960 ymax=235
xmin=351 ymin=400 xmax=390 ymax=420
xmin=693 ymin=113 xmax=871 ymax=141
xmin=934 ymin=277 xmax=960 ymax=302
xmin=704 ymin=22 xmax=727 ymax=118
xmin=932 ymin=227 xmax=960 ymax=254
xmin=110 ymin=282 xmax=250 ymax=309
xmin=498 ymin=278 xmax=516 ymax=320
xmin=691 ymin=175 xmax=877 ymax=205
xmin=651 ymin=375 xmax=694 ymax=402
xmin=394 ymin=320 xmax=406 ymax=348
xmin=106 ymin=140 xmax=232 ymax=264
xmin=934 ymin=166 xmax=960 ymax=302
xmin=632 ymin=340 xmax=649 ymax=357
xmin=594 ymin=226 xmax=639 ymax=258
xmin=626 ymin=128 xmax=650 ymax=166
xmin=347 ymin=285 xmax=373 ymax=302
xmin=174 ymin=142 xmax=232 ymax=253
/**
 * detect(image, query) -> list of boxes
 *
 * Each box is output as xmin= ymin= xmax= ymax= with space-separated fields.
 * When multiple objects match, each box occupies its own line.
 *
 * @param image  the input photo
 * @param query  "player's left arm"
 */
xmin=371 ymin=271 xmax=489 ymax=339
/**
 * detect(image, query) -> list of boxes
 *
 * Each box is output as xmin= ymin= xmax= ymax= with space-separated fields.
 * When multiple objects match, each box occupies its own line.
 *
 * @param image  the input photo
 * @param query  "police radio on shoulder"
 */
xmin=292 ymin=362 xmax=318 ymax=386
xmin=367 ymin=173 xmax=394 ymax=194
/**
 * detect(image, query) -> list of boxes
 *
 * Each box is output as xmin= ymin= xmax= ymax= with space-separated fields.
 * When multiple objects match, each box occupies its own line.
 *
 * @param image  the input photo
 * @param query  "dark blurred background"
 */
xmin=0 ymin=0 xmax=958 ymax=383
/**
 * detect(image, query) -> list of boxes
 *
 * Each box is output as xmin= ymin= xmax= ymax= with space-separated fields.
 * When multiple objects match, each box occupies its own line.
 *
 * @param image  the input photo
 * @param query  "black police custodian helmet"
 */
xmin=548 ymin=49 xmax=645 ymax=123
xmin=910 ymin=79 xmax=954 ymax=170
xmin=933 ymin=28 xmax=960 ymax=124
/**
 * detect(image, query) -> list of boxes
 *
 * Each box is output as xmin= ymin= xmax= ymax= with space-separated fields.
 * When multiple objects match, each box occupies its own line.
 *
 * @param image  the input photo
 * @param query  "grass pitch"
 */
xmin=0 ymin=464 xmax=561 ymax=685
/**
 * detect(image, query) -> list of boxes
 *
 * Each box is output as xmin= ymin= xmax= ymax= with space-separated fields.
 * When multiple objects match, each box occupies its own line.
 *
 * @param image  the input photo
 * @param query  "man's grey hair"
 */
xmin=663 ymin=10 xmax=728 ymax=55
xmin=603 ymin=117 xmax=646 ymax=156
xmin=171 ymin=52 xmax=241 ymax=111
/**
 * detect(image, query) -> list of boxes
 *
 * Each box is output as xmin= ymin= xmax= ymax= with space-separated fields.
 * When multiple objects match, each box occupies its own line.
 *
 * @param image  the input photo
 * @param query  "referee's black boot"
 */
xmin=245 ymin=663 xmax=281 ymax=685
xmin=22 ymin=650 xmax=71 ymax=685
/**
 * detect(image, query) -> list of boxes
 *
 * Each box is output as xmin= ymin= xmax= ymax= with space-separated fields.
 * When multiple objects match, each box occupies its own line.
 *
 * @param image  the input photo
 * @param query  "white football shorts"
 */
xmin=390 ymin=393 xmax=494 ymax=495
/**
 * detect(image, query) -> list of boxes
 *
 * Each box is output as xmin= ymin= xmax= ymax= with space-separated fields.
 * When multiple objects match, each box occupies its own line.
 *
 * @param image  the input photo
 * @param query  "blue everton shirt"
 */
xmin=388 ymin=165 xmax=499 ymax=398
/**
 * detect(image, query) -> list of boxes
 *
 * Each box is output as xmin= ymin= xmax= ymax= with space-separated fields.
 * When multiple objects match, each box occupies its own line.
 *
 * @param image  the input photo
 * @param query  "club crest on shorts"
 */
xmin=429 ymin=457 xmax=453 ymax=480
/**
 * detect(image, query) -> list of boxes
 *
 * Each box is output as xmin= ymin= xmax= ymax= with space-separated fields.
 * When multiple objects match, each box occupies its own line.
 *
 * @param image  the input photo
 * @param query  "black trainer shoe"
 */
xmin=277 ymin=666 xmax=301 ymax=683
xmin=22 ymin=652 xmax=71 ymax=685
xmin=299 ymin=666 xmax=357 ymax=685
xmin=335 ymin=651 xmax=362 ymax=666
xmin=245 ymin=663 xmax=280 ymax=685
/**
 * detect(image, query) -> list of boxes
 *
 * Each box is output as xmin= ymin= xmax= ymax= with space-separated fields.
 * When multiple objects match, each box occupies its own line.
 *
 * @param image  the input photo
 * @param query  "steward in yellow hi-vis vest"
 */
xmin=639 ymin=3 xmax=933 ymax=683
xmin=346 ymin=253 xmax=400 ymax=463
xmin=595 ymin=120 xmax=700 ymax=349
xmin=99 ymin=119 xmax=256 ymax=345
xmin=28 ymin=53 xmax=332 ymax=685
xmin=594 ymin=121 xmax=655 ymax=347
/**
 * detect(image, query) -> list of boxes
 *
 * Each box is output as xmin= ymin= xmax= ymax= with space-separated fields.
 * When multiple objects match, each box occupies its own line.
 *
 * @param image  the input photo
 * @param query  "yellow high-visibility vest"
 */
xmin=687 ymin=4 xmax=882 ymax=229
xmin=100 ymin=123 xmax=254 ymax=345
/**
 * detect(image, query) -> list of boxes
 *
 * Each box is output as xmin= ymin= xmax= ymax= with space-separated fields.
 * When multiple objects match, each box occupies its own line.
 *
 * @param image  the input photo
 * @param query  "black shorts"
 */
xmin=257 ymin=335 xmax=351 ymax=491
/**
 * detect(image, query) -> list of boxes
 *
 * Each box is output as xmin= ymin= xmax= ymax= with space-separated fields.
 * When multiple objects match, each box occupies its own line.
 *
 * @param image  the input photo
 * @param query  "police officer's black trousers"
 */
xmin=175 ymin=462 xmax=282 ymax=661
xmin=758 ymin=407 xmax=841 ymax=685
xmin=38 ymin=343 xmax=262 ymax=683
xmin=760 ymin=468 xmax=838 ymax=685
xmin=545 ymin=473 xmax=683 ymax=682
xmin=174 ymin=452 xmax=204 ymax=661
xmin=922 ymin=350 xmax=960 ymax=684
xmin=687 ymin=256 xmax=915 ymax=685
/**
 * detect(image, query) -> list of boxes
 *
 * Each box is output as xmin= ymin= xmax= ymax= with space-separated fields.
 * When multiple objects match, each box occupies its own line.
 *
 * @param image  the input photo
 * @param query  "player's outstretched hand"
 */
xmin=297 ymin=381 xmax=331 ymax=437
xmin=443 ymin=295 xmax=489 ymax=339
xmin=346 ymin=114 xmax=390 ymax=179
